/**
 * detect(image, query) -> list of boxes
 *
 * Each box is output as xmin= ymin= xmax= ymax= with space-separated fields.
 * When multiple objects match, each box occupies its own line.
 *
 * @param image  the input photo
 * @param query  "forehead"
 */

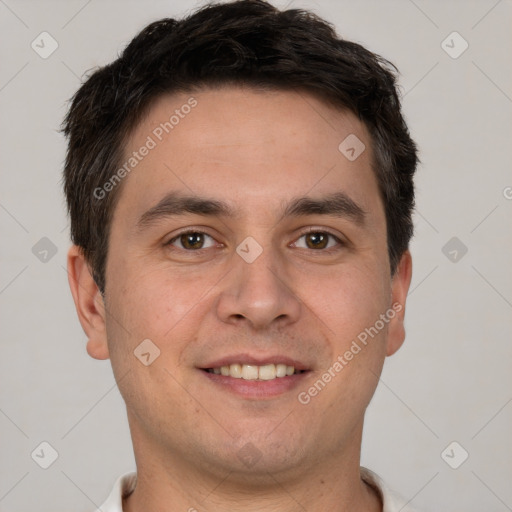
xmin=130 ymin=85 xmax=367 ymax=157
xmin=115 ymin=86 xmax=381 ymax=226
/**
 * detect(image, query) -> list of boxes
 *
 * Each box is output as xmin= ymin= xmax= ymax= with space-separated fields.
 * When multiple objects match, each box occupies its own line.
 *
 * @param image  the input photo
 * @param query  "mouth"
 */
xmin=203 ymin=363 xmax=307 ymax=380
xmin=198 ymin=356 xmax=312 ymax=399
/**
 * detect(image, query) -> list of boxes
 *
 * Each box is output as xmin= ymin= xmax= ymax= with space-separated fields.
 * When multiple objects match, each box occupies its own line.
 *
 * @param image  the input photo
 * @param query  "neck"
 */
xmin=122 ymin=418 xmax=381 ymax=512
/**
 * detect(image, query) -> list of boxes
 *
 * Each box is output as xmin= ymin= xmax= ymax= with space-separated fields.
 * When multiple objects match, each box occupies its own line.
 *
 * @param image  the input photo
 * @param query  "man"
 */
xmin=63 ymin=0 xmax=418 ymax=510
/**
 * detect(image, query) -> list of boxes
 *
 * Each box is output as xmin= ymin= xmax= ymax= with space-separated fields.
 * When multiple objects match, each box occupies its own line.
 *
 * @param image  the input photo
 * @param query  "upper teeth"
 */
xmin=209 ymin=364 xmax=297 ymax=380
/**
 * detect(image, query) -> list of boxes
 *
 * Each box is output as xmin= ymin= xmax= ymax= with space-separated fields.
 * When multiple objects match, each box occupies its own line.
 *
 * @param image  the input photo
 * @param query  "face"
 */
xmin=70 ymin=86 xmax=411 ymax=481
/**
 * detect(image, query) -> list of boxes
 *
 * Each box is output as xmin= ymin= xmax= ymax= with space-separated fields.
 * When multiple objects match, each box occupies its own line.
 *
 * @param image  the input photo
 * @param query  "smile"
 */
xmin=205 ymin=363 xmax=306 ymax=380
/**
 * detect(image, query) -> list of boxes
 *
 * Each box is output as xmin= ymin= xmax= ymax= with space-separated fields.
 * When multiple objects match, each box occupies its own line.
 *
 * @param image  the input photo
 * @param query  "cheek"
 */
xmin=291 ymin=266 xmax=390 ymax=445
xmin=102 ymin=268 xmax=206 ymax=421
xmin=104 ymin=262 xmax=220 ymax=362
xmin=302 ymin=264 xmax=390 ymax=346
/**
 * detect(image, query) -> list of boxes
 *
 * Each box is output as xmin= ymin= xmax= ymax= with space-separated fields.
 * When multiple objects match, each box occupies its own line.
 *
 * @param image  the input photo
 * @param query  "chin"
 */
xmin=206 ymin=432 xmax=307 ymax=478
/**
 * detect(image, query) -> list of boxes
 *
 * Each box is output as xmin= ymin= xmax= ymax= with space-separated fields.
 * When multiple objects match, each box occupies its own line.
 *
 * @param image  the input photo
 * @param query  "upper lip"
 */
xmin=200 ymin=353 xmax=311 ymax=371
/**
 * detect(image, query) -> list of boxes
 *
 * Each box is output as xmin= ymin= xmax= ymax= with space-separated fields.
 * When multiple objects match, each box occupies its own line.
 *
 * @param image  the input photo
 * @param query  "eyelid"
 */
xmin=298 ymin=226 xmax=343 ymax=238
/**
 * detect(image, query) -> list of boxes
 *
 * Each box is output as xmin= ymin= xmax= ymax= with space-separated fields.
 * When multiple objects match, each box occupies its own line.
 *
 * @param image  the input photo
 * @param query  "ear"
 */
xmin=67 ymin=245 xmax=110 ymax=360
xmin=386 ymin=250 xmax=413 ymax=357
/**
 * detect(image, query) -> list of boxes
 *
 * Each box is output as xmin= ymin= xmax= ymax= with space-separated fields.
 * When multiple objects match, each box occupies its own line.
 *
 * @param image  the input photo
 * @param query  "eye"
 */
xmin=293 ymin=230 xmax=343 ymax=250
xmin=167 ymin=231 xmax=217 ymax=251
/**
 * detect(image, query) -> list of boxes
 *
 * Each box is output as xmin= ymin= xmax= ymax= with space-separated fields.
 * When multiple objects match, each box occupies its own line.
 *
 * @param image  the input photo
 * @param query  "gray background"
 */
xmin=1 ymin=0 xmax=511 ymax=510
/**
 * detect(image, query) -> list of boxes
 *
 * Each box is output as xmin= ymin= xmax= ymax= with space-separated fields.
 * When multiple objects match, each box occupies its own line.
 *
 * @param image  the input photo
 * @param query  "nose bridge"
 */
xmin=215 ymin=239 xmax=301 ymax=329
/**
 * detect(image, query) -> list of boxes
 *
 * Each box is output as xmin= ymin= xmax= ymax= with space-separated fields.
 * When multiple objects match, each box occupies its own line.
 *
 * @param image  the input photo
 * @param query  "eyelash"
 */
xmin=165 ymin=228 xmax=345 ymax=253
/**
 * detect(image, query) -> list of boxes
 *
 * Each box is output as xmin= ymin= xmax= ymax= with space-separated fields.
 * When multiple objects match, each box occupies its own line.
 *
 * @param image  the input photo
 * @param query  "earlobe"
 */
xmin=386 ymin=250 xmax=413 ymax=357
xmin=67 ymin=245 xmax=110 ymax=360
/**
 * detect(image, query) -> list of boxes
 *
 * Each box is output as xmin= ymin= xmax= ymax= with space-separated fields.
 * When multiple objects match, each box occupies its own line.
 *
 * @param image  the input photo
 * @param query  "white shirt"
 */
xmin=97 ymin=467 xmax=421 ymax=511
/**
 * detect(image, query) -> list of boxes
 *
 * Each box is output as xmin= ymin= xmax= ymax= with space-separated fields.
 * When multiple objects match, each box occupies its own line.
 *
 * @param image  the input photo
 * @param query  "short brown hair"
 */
xmin=62 ymin=0 xmax=418 ymax=294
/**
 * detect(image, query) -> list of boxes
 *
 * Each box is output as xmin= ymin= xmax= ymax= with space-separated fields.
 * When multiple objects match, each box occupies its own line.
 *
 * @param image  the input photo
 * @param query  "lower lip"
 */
xmin=200 ymin=370 xmax=311 ymax=399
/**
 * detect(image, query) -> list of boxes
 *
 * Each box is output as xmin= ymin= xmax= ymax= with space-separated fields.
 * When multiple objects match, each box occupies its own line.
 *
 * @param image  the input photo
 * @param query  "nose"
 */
xmin=215 ymin=245 xmax=301 ymax=331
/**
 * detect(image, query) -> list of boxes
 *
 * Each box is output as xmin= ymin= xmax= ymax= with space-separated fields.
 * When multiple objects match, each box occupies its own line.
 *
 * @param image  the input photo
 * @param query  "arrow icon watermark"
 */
xmin=134 ymin=339 xmax=161 ymax=366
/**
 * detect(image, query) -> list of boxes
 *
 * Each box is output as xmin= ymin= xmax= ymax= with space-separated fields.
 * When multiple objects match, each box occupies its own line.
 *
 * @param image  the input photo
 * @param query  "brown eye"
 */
xmin=181 ymin=233 xmax=204 ymax=249
xmin=168 ymin=231 xmax=216 ymax=250
xmin=293 ymin=231 xmax=342 ymax=251
xmin=305 ymin=232 xmax=329 ymax=249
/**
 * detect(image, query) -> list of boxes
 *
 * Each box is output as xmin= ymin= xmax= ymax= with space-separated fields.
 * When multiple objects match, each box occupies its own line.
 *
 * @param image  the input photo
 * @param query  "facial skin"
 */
xmin=68 ymin=86 xmax=412 ymax=512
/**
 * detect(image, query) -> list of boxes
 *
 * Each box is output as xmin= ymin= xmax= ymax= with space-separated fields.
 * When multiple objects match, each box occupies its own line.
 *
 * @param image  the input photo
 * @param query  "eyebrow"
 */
xmin=136 ymin=191 xmax=366 ymax=231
